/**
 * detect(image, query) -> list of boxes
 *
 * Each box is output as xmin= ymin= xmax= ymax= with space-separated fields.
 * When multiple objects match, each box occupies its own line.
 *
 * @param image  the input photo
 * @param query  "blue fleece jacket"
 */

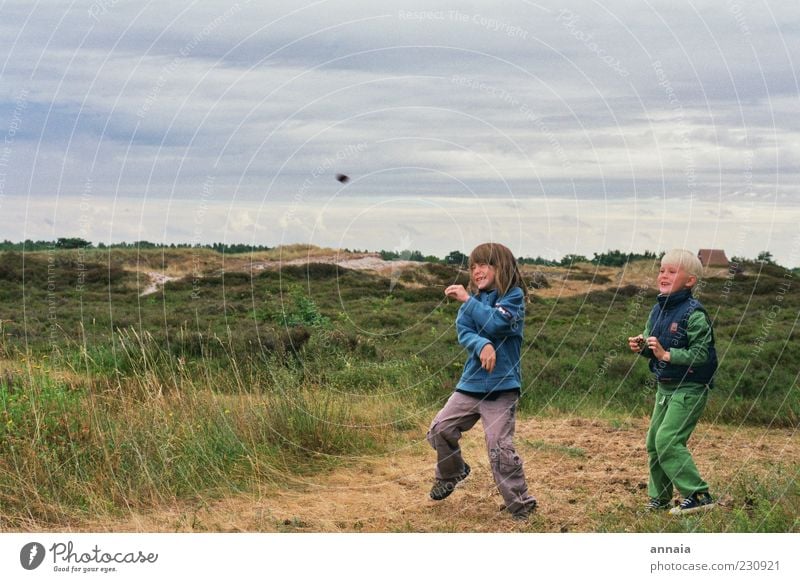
xmin=455 ymin=286 xmax=525 ymax=394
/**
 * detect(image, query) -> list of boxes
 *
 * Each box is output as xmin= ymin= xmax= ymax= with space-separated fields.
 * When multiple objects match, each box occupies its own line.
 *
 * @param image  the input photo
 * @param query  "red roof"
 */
xmin=697 ymin=249 xmax=729 ymax=266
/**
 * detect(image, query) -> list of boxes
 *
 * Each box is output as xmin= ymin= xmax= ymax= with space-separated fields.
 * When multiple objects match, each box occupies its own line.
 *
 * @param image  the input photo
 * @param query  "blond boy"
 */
xmin=628 ymin=249 xmax=717 ymax=515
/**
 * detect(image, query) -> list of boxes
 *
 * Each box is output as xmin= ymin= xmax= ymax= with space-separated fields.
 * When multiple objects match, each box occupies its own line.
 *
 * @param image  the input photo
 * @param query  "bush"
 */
xmin=528 ymin=271 xmax=550 ymax=289
xmin=281 ymin=262 xmax=343 ymax=279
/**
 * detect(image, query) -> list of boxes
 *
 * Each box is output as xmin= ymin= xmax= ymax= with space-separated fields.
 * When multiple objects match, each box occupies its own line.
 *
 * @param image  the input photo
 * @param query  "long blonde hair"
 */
xmin=467 ymin=242 xmax=528 ymax=298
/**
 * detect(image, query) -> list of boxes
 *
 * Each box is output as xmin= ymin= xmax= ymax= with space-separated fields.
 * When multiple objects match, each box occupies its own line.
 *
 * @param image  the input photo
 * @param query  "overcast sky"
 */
xmin=1 ymin=1 xmax=798 ymax=264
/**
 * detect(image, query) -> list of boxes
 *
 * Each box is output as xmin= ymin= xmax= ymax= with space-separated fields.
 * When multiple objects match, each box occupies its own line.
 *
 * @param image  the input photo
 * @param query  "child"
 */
xmin=628 ymin=249 xmax=718 ymax=515
xmin=427 ymin=242 xmax=537 ymax=520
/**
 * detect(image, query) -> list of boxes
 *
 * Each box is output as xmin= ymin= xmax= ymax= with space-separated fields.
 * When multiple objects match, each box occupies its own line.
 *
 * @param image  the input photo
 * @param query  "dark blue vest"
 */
xmin=646 ymin=288 xmax=718 ymax=386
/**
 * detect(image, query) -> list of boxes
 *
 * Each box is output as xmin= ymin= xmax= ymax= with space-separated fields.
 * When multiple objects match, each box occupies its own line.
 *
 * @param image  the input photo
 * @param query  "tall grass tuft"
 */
xmin=0 ymin=333 xmax=410 ymax=526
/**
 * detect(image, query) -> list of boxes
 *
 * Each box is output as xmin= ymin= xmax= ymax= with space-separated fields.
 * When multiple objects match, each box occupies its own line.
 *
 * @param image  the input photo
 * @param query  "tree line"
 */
xmin=0 ymin=239 xmax=792 ymax=270
xmin=0 ymin=238 xmax=273 ymax=254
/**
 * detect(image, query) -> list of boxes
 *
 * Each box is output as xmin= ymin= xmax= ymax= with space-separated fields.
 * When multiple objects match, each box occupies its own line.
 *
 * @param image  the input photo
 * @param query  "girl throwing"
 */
xmin=427 ymin=242 xmax=537 ymax=520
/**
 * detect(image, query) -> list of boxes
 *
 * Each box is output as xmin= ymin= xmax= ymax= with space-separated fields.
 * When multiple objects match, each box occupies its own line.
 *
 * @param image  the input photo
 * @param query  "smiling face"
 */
xmin=471 ymin=262 xmax=496 ymax=292
xmin=658 ymin=263 xmax=696 ymax=295
xmin=466 ymin=242 xmax=526 ymax=297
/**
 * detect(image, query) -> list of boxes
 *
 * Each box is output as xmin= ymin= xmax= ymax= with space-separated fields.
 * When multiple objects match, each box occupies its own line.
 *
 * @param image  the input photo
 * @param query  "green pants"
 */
xmin=646 ymin=386 xmax=709 ymax=501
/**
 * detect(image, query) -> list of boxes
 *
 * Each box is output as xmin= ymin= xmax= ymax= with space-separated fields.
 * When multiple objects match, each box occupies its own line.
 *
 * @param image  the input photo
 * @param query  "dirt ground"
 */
xmin=56 ymin=415 xmax=797 ymax=533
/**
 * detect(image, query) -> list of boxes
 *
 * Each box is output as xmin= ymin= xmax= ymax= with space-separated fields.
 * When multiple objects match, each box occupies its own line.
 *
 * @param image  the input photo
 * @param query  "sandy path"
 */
xmin=61 ymin=415 xmax=797 ymax=533
xmin=139 ymin=271 xmax=181 ymax=296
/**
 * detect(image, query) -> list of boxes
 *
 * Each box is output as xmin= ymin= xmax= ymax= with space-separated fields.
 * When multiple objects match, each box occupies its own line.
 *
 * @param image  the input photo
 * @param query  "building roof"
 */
xmin=698 ymin=248 xmax=729 ymax=266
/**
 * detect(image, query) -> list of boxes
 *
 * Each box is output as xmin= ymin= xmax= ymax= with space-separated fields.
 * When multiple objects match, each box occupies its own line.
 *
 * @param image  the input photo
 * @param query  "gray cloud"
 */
xmin=0 ymin=0 xmax=798 ymax=263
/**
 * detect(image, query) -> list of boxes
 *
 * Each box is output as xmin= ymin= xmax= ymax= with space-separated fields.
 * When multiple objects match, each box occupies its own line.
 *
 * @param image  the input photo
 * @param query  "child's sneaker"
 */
xmin=645 ymin=497 xmax=672 ymax=511
xmin=511 ymin=499 xmax=538 ymax=521
xmin=429 ymin=463 xmax=470 ymax=501
xmin=669 ymin=491 xmax=714 ymax=515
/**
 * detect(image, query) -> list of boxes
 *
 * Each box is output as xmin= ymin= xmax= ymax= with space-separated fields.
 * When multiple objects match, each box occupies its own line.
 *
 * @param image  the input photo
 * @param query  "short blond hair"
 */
xmin=661 ymin=249 xmax=704 ymax=278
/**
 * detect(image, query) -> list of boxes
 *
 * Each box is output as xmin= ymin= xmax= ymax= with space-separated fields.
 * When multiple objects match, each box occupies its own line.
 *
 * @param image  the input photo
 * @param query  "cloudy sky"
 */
xmin=1 ymin=0 xmax=798 ymax=264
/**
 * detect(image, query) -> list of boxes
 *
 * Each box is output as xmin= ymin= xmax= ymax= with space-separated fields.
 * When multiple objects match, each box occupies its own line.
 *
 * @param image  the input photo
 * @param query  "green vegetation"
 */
xmin=518 ymin=249 xmax=661 ymax=266
xmin=594 ymin=468 xmax=799 ymax=533
xmin=0 ymin=239 xmax=274 ymax=253
xmin=0 ymin=247 xmax=796 ymax=531
xmin=524 ymin=439 xmax=587 ymax=458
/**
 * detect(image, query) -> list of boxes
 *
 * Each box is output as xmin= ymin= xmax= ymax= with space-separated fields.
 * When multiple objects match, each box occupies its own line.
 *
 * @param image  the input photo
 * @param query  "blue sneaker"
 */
xmin=669 ymin=491 xmax=714 ymax=515
xmin=645 ymin=497 xmax=672 ymax=511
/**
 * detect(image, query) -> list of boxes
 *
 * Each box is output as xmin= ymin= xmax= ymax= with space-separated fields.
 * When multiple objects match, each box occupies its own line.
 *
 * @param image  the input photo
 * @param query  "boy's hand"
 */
xmin=445 ymin=284 xmax=469 ymax=303
xmin=479 ymin=343 xmax=496 ymax=373
xmin=646 ymin=336 xmax=671 ymax=362
xmin=628 ymin=335 xmax=645 ymax=352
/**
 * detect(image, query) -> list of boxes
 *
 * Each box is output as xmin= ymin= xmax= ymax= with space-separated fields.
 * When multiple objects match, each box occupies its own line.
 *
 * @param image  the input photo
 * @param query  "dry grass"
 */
xmin=19 ymin=414 xmax=797 ymax=533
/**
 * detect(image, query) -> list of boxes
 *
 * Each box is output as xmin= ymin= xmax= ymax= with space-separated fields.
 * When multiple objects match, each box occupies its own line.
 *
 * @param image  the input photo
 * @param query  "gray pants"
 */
xmin=427 ymin=390 xmax=536 ymax=515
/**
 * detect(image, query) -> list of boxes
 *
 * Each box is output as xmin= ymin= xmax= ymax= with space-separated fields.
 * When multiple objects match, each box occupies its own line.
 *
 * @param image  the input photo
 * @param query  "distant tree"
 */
xmin=757 ymin=250 xmax=774 ymax=265
xmin=207 ymin=242 xmax=271 ymax=254
xmin=518 ymin=256 xmax=558 ymax=266
xmin=379 ymin=249 xmax=428 ymax=261
xmin=379 ymin=250 xmax=400 ymax=260
xmin=445 ymin=250 xmax=468 ymax=267
xmin=592 ymin=250 xmax=624 ymax=266
xmin=590 ymin=249 xmax=658 ymax=267
xmin=560 ymin=253 xmax=589 ymax=266
xmin=55 ymin=237 xmax=92 ymax=249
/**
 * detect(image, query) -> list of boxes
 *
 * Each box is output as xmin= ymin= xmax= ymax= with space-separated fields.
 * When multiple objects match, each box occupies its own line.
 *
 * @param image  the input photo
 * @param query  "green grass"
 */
xmin=523 ymin=439 xmax=587 ymax=458
xmin=0 ymin=249 xmax=797 ymax=530
xmin=0 ymin=362 xmax=397 ymax=526
xmin=594 ymin=469 xmax=799 ymax=533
